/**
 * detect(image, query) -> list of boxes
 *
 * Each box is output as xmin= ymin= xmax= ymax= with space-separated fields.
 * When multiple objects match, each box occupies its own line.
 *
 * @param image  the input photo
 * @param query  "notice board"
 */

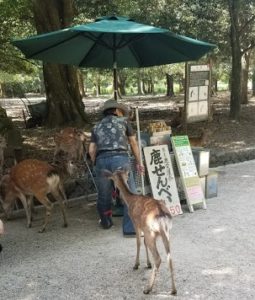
xmin=171 ymin=135 xmax=206 ymax=212
xmin=143 ymin=145 xmax=182 ymax=216
xmin=185 ymin=64 xmax=211 ymax=123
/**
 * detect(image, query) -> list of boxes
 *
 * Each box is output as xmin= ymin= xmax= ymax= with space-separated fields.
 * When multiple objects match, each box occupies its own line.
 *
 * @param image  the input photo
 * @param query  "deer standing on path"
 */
xmin=104 ymin=167 xmax=177 ymax=295
xmin=0 ymin=159 xmax=75 ymax=233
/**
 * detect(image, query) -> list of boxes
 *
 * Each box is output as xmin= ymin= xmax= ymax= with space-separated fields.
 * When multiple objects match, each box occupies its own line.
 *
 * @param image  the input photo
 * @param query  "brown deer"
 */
xmin=189 ymin=127 xmax=214 ymax=147
xmin=0 ymin=158 xmax=75 ymax=233
xmin=54 ymin=127 xmax=89 ymax=161
xmin=170 ymin=107 xmax=184 ymax=128
xmin=104 ymin=167 xmax=177 ymax=295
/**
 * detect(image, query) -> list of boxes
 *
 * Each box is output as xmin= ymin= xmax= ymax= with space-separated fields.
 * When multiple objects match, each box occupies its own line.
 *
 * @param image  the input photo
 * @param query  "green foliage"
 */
xmin=0 ymin=0 xmax=37 ymax=74
xmin=0 ymin=0 xmax=254 ymax=103
xmin=0 ymin=71 xmax=42 ymax=97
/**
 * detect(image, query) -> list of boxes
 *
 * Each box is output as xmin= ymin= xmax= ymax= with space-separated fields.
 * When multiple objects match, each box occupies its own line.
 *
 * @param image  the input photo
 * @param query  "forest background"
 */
xmin=0 ymin=0 xmax=254 ymax=127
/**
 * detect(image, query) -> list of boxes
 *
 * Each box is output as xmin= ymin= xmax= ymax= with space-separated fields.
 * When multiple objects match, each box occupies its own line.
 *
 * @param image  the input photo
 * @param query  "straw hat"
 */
xmin=102 ymin=99 xmax=129 ymax=116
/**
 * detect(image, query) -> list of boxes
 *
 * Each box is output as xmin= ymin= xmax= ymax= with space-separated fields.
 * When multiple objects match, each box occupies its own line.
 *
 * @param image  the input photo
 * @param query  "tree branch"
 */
xmin=239 ymin=15 xmax=255 ymax=36
xmin=241 ymin=39 xmax=255 ymax=55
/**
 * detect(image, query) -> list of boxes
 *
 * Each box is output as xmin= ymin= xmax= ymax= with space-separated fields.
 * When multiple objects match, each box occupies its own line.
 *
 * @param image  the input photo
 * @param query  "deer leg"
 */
xmin=27 ymin=195 xmax=34 ymax=224
xmin=58 ymin=183 xmax=68 ymax=207
xmin=133 ymin=226 xmax=141 ymax=270
xmin=161 ymin=230 xmax=177 ymax=295
xmin=51 ymin=186 xmax=68 ymax=228
xmin=36 ymin=195 xmax=53 ymax=233
xmin=144 ymin=237 xmax=152 ymax=269
xmin=19 ymin=194 xmax=32 ymax=228
xmin=29 ymin=196 xmax=37 ymax=216
xmin=143 ymin=233 xmax=161 ymax=294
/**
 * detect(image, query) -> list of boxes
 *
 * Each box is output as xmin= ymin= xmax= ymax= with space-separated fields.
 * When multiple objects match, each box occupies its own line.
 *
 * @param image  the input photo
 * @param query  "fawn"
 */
xmin=189 ymin=127 xmax=214 ymax=147
xmin=54 ymin=127 xmax=89 ymax=161
xmin=104 ymin=167 xmax=177 ymax=295
xmin=0 ymin=158 xmax=75 ymax=233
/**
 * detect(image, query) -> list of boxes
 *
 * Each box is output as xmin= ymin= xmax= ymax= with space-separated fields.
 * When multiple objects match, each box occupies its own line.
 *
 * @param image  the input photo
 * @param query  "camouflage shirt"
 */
xmin=91 ymin=115 xmax=134 ymax=153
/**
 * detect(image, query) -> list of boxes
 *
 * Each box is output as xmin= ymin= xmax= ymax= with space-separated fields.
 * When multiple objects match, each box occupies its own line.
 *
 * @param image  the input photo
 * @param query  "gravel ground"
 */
xmin=1 ymin=160 xmax=255 ymax=300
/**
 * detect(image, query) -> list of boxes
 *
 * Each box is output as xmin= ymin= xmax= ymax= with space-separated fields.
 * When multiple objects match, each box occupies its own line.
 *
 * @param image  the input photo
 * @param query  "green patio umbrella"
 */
xmin=12 ymin=15 xmax=216 ymax=100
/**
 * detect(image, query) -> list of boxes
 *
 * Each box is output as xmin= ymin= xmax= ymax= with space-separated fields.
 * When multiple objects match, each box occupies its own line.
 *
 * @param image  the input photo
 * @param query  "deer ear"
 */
xmin=101 ymin=169 xmax=113 ymax=178
xmin=116 ymin=164 xmax=130 ymax=174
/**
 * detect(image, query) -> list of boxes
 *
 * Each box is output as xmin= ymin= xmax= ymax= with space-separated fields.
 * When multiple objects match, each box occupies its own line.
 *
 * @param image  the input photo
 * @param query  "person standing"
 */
xmin=89 ymin=99 xmax=144 ymax=235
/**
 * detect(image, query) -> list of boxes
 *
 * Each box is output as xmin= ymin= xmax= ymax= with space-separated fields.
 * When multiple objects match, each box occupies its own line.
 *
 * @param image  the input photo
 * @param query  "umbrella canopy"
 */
xmin=12 ymin=15 xmax=216 ymax=99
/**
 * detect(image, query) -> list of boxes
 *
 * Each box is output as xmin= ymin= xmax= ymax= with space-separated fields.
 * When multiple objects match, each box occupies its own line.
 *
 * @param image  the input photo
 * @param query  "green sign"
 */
xmin=171 ymin=135 xmax=190 ymax=147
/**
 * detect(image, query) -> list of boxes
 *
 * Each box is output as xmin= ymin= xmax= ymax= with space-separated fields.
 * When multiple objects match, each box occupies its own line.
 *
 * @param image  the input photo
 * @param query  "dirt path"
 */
xmin=1 ymin=160 xmax=255 ymax=299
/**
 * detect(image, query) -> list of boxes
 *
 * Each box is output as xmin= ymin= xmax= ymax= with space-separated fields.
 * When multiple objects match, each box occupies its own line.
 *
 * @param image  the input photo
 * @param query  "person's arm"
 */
xmin=88 ymin=142 xmax=97 ymax=164
xmin=128 ymin=135 xmax=144 ymax=174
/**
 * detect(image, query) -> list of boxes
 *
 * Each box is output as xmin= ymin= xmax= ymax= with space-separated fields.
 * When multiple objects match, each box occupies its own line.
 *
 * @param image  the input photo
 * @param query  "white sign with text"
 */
xmin=144 ymin=145 xmax=182 ymax=216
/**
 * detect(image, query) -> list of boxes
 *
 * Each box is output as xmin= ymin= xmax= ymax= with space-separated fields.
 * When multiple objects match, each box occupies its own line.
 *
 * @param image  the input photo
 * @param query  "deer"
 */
xmin=103 ymin=166 xmax=177 ymax=295
xmin=170 ymin=107 xmax=184 ymax=128
xmin=0 ymin=158 xmax=75 ymax=233
xmin=189 ymin=127 xmax=214 ymax=147
xmin=54 ymin=127 xmax=90 ymax=162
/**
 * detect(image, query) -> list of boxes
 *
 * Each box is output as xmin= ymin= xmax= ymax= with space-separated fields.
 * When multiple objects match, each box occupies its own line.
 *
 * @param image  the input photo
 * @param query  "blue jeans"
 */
xmin=95 ymin=153 xmax=136 ymax=233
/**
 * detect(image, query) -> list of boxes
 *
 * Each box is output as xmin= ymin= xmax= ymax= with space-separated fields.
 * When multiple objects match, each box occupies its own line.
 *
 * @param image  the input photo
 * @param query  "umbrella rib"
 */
xmin=116 ymin=34 xmax=145 ymax=49
xmin=81 ymin=32 xmax=113 ymax=50
xmin=27 ymin=33 xmax=81 ymax=58
xmin=79 ymin=32 xmax=113 ymax=67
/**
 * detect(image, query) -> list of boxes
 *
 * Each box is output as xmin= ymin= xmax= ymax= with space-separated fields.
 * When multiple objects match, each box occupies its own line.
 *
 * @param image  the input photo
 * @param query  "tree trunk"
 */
xmin=32 ymin=0 xmax=88 ymax=127
xmin=166 ymin=73 xmax=175 ymax=97
xmin=228 ymin=0 xmax=242 ymax=120
xmin=253 ymin=69 xmax=255 ymax=96
xmin=118 ymin=72 xmax=126 ymax=96
xmin=241 ymin=51 xmax=251 ymax=104
xmin=137 ymin=70 xmax=143 ymax=95
xmin=78 ymin=70 xmax=86 ymax=98
xmin=149 ymin=78 xmax=154 ymax=94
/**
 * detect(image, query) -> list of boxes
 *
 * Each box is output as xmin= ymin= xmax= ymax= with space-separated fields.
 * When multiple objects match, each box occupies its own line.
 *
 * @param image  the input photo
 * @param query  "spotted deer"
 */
xmin=104 ymin=167 xmax=177 ymax=295
xmin=54 ymin=127 xmax=89 ymax=162
xmin=0 ymin=158 xmax=75 ymax=233
xmin=189 ymin=127 xmax=214 ymax=147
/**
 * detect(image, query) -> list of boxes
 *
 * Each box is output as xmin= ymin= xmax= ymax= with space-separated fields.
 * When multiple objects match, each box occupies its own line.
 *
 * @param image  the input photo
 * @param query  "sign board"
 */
xmin=143 ymin=145 xmax=182 ymax=216
xmin=171 ymin=135 xmax=206 ymax=212
xmin=185 ymin=64 xmax=211 ymax=123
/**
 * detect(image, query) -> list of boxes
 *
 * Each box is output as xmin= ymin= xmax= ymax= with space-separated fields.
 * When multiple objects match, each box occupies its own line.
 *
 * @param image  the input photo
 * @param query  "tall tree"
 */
xmin=228 ymin=0 xmax=242 ymax=120
xmin=32 ymin=0 xmax=88 ymax=127
xmin=228 ymin=0 xmax=255 ymax=118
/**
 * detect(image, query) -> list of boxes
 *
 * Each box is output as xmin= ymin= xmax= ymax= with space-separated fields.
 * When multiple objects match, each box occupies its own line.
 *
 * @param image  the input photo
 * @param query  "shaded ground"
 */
xmin=1 ymin=91 xmax=255 ymax=168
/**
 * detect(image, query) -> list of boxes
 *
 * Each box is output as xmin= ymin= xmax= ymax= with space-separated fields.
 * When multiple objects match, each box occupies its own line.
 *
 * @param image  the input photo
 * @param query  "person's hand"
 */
xmin=136 ymin=163 xmax=145 ymax=175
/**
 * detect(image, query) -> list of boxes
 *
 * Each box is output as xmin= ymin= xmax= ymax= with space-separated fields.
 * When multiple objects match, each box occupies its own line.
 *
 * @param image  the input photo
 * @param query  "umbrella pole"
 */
xmin=113 ymin=38 xmax=118 ymax=101
xmin=135 ymin=107 xmax=145 ymax=195
xmin=113 ymin=63 xmax=118 ymax=100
